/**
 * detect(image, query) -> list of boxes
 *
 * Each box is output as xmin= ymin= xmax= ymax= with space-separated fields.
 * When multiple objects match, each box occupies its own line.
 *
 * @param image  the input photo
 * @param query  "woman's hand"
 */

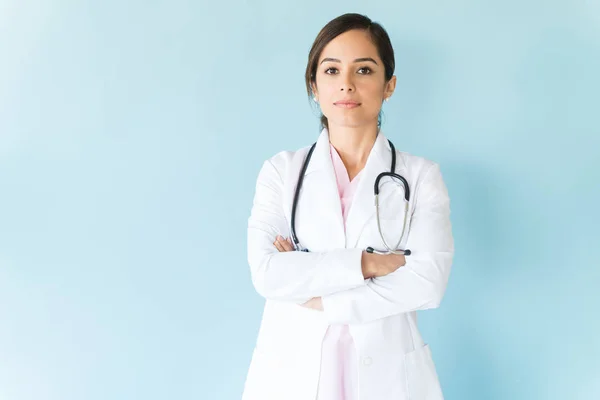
xmin=273 ymin=235 xmax=323 ymax=311
xmin=361 ymin=251 xmax=406 ymax=279
xmin=273 ymin=235 xmax=294 ymax=252
xmin=301 ymin=296 xmax=323 ymax=311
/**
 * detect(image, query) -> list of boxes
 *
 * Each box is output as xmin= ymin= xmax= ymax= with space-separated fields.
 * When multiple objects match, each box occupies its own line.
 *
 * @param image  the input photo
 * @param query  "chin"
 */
xmin=329 ymin=116 xmax=378 ymax=129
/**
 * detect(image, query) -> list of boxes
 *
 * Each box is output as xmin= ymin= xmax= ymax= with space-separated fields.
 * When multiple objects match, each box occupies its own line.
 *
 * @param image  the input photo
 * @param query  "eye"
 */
xmin=357 ymin=66 xmax=373 ymax=74
xmin=324 ymin=67 xmax=338 ymax=75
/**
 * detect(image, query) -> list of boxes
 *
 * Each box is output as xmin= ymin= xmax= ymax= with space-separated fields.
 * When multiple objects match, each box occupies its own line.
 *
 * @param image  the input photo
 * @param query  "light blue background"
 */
xmin=1 ymin=1 xmax=598 ymax=399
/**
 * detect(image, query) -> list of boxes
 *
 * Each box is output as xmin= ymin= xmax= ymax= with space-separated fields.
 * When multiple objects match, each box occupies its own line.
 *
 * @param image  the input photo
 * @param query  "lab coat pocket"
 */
xmin=404 ymin=344 xmax=444 ymax=400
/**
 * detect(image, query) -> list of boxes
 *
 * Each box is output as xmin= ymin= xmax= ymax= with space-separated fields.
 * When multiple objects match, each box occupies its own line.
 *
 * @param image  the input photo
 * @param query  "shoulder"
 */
xmin=396 ymin=150 xmax=439 ymax=177
xmin=395 ymin=150 xmax=449 ymax=200
xmin=265 ymin=144 xmax=312 ymax=171
xmin=255 ymin=143 xmax=314 ymax=184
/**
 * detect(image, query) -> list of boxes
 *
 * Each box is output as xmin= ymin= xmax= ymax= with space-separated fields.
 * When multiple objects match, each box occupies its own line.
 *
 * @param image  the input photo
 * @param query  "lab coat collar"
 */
xmin=303 ymin=127 xmax=405 ymax=249
xmin=304 ymin=127 xmax=401 ymax=175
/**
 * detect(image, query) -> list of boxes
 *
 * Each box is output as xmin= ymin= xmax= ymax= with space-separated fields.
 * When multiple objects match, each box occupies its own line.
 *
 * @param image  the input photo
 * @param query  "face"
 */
xmin=312 ymin=29 xmax=396 ymax=129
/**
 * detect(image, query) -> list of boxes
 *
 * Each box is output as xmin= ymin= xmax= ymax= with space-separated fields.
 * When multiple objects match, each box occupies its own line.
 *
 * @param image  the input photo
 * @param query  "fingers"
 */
xmin=280 ymin=236 xmax=293 ymax=251
xmin=274 ymin=240 xmax=284 ymax=252
xmin=386 ymin=253 xmax=406 ymax=271
xmin=300 ymin=297 xmax=323 ymax=311
xmin=393 ymin=253 xmax=407 ymax=267
xmin=273 ymin=235 xmax=295 ymax=252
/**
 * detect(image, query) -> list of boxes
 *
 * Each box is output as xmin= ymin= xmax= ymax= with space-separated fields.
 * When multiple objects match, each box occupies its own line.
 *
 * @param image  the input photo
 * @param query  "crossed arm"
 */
xmin=272 ymin=236 xmax=326 ymax=311
xmin=248 ymin=159 xmax=454 ymax=324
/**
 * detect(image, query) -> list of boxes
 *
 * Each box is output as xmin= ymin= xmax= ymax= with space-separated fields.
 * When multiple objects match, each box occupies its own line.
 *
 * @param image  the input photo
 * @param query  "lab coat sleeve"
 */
xmin=321 ymin=163 xmax=454 ymax=324
xmin=247 ymin=159 xmax=366 ymax=303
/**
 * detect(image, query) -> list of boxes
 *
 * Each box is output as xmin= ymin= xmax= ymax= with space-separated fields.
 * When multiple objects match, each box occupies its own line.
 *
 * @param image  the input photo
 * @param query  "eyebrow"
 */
xmin=320 ymin=57 xmax=378 ymax=65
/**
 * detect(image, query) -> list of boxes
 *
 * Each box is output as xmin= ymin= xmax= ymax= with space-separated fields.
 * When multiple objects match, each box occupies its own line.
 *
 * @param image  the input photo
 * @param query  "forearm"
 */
xmin=302 ymin=252 xmax=404 ymax=312
xmin=321 ymin=163 xmax=454 ymax=324
xmin=248 ymin=231 xmax=366 ymax=302
xmin=321 ymin=252 xmax=452 ymax=323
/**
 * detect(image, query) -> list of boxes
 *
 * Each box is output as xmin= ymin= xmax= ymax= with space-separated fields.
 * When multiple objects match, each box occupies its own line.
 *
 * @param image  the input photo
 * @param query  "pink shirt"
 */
xmin=316 ymin=144 xmax=362 ymax=400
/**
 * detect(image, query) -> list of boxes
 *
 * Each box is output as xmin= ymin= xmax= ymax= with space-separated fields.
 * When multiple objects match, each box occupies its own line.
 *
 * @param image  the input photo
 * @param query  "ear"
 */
xmin=311 ymin=82 xmax=319 ymax=100
xmin=384 ymin=75 xmax=397 ymax=100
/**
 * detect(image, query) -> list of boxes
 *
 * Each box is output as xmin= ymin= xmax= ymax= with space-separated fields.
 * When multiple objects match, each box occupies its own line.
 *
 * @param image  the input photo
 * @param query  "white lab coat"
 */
xmin=242 ymin=129 xmax=454 ymax=400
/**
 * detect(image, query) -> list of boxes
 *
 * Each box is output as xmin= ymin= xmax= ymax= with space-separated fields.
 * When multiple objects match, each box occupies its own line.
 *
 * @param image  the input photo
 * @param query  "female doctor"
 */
xmin=243 ymin=13 xmax=454 ymax=400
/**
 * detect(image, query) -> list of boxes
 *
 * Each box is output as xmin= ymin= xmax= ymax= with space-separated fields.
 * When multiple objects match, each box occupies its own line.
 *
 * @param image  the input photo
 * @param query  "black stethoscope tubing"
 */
xmin=290 ymin=139 xmax=411 ymax=255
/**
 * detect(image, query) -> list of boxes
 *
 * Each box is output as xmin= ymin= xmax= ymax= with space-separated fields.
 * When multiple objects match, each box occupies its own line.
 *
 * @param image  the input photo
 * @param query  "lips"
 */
xmin=334 ymin=100 xmax=361 ymax=108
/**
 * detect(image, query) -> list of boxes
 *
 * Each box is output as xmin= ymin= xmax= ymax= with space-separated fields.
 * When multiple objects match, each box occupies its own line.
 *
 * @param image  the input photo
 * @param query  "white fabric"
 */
xmin=242 ymin=129 xmax=454 ymax=400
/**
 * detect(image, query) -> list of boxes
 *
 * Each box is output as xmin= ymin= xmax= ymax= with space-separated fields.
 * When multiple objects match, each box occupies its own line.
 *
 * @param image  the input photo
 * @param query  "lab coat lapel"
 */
xmin=345 ymin=132 xmax=396 ymax=249
xmin=298 ymin=129 xmax=345 ymax=250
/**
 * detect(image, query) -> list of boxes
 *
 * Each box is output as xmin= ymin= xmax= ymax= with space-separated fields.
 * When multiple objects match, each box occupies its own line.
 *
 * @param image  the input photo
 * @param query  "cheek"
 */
xmin=359 ymin=82 xmax=385 ymax=99
xmin=316 ymin=84 xmax=337 ymax=100
xmin=315 ymin=87 xmax=337 ymax=113
xmin=360 ymin=85 xmax=386 ymax=112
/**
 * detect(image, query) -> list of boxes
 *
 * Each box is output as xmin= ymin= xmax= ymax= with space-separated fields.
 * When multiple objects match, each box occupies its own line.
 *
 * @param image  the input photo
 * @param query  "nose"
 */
xmin=339 ymin=71 xmax=355 ymax=92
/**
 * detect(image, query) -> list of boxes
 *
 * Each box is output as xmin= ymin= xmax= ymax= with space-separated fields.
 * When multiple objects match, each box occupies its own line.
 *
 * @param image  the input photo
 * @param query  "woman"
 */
xmin=243 ymin=13 xmax=454 ymax=400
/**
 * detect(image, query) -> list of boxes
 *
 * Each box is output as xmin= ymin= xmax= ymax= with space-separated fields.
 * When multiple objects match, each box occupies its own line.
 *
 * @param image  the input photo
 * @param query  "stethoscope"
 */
xmin=290 ymin=139 xmax=411 ymax=256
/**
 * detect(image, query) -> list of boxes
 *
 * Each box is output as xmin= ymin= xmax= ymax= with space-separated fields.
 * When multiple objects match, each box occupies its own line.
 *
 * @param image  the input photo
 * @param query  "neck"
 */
xmin=328 ymin=124 xmax=379 ymax=175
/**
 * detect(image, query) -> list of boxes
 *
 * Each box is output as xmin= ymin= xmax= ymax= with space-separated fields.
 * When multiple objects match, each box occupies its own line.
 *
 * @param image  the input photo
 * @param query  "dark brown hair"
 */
xmin=304 ymin=13 xmax=396 ymax=129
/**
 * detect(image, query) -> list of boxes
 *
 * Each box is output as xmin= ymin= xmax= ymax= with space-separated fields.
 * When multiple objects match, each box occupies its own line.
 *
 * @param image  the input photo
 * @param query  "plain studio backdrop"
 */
xmin=1 ymin=1 xmax=598 ymax=399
